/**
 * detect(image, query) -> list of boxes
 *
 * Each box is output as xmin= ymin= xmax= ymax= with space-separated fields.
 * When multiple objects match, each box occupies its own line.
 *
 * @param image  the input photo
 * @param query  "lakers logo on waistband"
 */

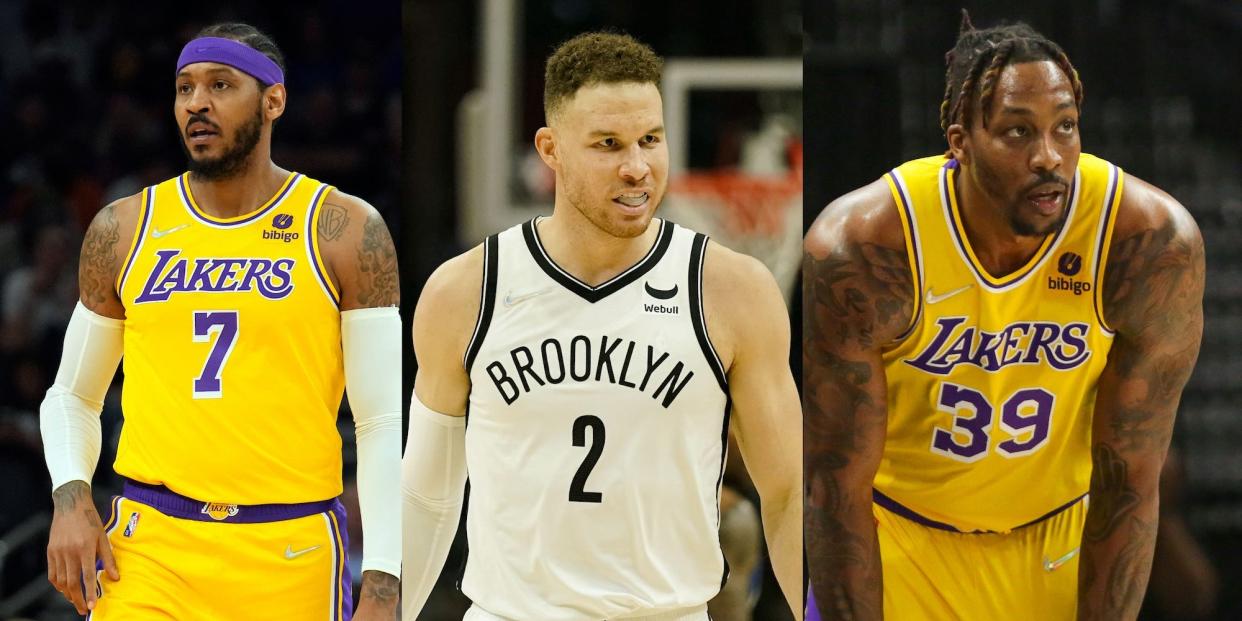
xmin=201 ymin=502 xmax=240 ymax=520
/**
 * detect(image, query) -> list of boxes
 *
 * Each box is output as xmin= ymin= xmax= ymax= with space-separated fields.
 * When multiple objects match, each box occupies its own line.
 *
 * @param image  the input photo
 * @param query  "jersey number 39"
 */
xmin=930 ymin=383 xmax=1053 ymax=462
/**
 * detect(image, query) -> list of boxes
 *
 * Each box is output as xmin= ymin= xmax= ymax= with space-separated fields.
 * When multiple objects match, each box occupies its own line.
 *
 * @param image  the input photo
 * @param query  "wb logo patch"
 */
xmin=643 ymin=282 xmax=679 ymax=315
xmin=201 ymin=502 xmax=240 ymax=521
xmin=123 ymin=512 xmax=140 ymax=537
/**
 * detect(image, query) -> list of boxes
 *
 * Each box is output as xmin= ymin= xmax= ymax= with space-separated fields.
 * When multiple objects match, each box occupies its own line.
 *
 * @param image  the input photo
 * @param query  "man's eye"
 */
xmin=1006 ymin=126 xmax=1028 ymax=138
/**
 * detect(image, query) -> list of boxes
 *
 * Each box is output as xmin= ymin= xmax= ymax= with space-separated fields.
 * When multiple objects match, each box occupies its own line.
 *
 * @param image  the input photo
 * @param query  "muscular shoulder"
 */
xmin=317 ymin=189 xmax=399 ymax=310
xmin=1103 ymin=174 xmax=1204 ymax=334
xmin=79 ymin=191 xmax=144 ymax=318
xmin=701 ymin=240 xmax=787 ymax=370
xmin=803 ymin=177 xmax=915 ymax=348
xmin=804 ymin=177 xmax=905 ymax=262
xmin=412 ymin=244 xmax=486 ymax=367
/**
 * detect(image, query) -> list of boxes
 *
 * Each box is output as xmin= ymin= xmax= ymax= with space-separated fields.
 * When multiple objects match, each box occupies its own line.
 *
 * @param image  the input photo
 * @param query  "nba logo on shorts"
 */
xmin=123 ymin=512 xmax=140 ymax=537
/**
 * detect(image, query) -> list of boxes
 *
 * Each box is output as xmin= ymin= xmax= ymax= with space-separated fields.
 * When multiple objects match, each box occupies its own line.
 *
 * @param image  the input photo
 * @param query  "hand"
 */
xmin=46 ymin=481 xmax=119 ymax=615
xmin=353 ymin=570 xmax=399 ymax=620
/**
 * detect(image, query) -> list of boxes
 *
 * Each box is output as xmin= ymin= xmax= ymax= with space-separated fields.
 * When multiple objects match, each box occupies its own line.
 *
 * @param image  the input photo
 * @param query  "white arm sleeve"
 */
xmin=39 ymin=302 xmax=124 ymax=490
xmin=341 ymin=306 xmax=403 ymax=578
xmin=400 ymin=391 xmax=467 ymax=619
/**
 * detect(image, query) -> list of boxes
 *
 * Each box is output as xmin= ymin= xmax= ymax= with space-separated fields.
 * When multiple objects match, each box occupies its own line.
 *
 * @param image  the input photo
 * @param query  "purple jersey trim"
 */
xmin=121 ymin=479 xmax=337 ymax=524
xmin=872 ymin=488 xmax=1085 ymax=533
xmin=942 ymin=165 xmax=1079 ymax=290
xmin=1093 ymin=165 xmax=1122 ymax=334
xmin=179 ymin=173 xmax=300 ymax=227
xmin=305 ymin=183 xmax=340 ymax=306
xmin=806 ymin=587 xmax=821 ymax=621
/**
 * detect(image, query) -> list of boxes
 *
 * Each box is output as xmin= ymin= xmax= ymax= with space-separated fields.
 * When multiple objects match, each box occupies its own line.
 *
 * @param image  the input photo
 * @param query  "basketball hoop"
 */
xmin=662 ymin=140 xmax=803 ymax=302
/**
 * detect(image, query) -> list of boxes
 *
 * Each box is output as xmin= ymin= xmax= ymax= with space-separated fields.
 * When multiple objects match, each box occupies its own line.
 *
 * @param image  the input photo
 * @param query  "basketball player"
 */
xmin=400 ymin=32 xmax=802 ymax=620
xmin=40 ymin=24 xmax=401 ymax=619
xmin=804 ymin=14 xmax=1203 ymax=621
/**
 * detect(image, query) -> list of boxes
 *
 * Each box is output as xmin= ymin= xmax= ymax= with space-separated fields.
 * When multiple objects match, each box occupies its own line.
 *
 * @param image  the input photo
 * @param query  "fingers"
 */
xmin=99 ymin=530 xmax=120 ymax=581
xmin=64 ymin=555 xmax=88 ymax=615
xmin=81 ymin=553 xmax=99 ymax=612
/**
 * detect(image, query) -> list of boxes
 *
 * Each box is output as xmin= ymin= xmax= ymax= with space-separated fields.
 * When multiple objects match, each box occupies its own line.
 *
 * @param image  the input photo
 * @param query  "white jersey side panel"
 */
xmin=462 ymin=219 xmax=730 ymax=620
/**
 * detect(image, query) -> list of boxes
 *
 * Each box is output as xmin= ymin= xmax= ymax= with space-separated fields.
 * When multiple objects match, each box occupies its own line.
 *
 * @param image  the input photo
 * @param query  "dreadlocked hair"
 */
xmin=939 ymin=10 xmax=1083 ymax=140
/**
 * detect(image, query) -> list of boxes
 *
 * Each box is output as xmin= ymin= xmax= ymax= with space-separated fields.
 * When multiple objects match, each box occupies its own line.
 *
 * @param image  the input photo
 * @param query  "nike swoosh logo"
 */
xmin=925 ymin=284 xmax=973 ymax=304
xmin=503 ymin=288 xmax=551 ymax=308
xmin=1043 ymin=547 xmax=1079 ymax=572
xmin=644 ymin=283 xmax=678 ymax=300
xmin=284 ymin=544 xmax=321 ymax=560
xmin=151 ymin=224 xmax=190 ymax=239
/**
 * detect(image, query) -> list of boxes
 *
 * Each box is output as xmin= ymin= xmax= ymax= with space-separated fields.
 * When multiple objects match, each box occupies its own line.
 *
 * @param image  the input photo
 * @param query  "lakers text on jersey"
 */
xmin=877 ymin=153 xmax=1122 ymax=533
xmin=114 ymin=172 xmax=345 ymax=505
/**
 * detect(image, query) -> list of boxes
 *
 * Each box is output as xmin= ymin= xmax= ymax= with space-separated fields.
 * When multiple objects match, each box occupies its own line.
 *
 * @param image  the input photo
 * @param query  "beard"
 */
xmin=972 ymin=154 xmax=1070 ymax=238
xmin=181 ymin=103 xmax=263 ymax=181
xmin=561 ymin=166 xmax=656 ymax=239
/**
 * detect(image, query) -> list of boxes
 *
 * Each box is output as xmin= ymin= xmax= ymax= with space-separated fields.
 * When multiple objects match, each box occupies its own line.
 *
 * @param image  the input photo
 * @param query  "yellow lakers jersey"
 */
xmin=876 ymin=153 xmax=1123 ymax=532
xmin=114 ymin=172 xmax=345 ymax=505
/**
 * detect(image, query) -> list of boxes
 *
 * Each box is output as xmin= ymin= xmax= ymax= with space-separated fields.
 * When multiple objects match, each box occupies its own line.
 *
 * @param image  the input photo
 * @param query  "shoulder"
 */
xmin=1110 ymin=173 xmax=1201 ymax=256
xmin=79 ymin=191 xmax=145 ymax=316
xmin=804 ymin=176 xmax=905 ymax=261
xmin=412 ymin=243 xmax=486 ymax=361
xmin=315 ymin=188 xmax=399 ymax=310
xmin=318 ymin=188 xmax=384 ymax=242
xmin=803 ymin=175 xmax=917 ymax=346
xmin=700 ymin=239 xmax=787 ymax=369
xmin=1102 ymin=173 xmax=1204 ymax=333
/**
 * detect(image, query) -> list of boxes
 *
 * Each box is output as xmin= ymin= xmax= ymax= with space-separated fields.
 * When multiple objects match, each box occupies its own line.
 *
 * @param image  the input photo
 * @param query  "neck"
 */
xmin=954 ymin=167 xmax=1046 ymax=277
xmin=538 ymin=200 xmax=660 ymax=287
xmin=187 ymin=147 xmax=288 ymax=219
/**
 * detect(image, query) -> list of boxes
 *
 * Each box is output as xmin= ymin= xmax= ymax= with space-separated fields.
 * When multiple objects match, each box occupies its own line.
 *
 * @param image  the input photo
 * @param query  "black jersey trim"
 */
xmin=689 ymin=234 xmax=729 ymax=392
xmin=464 ymin=234 xmax=500 ymax=372
xmin=715 ymin=396 xmax=733 ymax=590
xmin=522 ymin=218 xmax=673 ymax=303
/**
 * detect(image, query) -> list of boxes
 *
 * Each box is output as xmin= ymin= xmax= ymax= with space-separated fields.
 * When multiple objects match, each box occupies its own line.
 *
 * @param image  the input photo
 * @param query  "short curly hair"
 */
xmin=543 ymin=32 xmax=663 ymax=123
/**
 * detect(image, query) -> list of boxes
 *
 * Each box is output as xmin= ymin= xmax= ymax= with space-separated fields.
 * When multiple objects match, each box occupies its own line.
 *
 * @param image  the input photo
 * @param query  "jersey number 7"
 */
xmin=192 ymin=310 xmax=239 ymax=399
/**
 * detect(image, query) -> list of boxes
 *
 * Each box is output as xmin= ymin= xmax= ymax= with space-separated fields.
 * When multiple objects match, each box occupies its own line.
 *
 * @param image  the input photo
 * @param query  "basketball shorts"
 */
xmin=87 ymin=480 xmax=352 ymax=621
xmin=876 ymin=495 xmax=1086 ymax=620
xmin=462 ymin=603 xmax=710 ymax=621
xmin=806 ymin=496 xmax=1086 ymax=621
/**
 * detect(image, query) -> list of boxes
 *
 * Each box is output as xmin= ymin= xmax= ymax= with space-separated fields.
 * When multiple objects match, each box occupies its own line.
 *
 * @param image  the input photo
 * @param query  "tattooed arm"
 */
xmin=804 ymin=179 xmax=914 ymax=621
xmin=43 ymin=195 xmax=139 ymax=613
xmin=1077 ymin=176 xmax=1204 ymax=620
xmin=318 ymin=190 xmax=400 ymax=310
xmin=318 ymin=191 xmax=402 ymax=617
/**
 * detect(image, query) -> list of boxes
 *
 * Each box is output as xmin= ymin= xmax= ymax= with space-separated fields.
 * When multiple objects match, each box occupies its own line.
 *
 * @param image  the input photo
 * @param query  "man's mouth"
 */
xmin=614 ymin=192 xmax=649 ymax=208
xmin=1025 ymin=184 xmax=1066 ymax=216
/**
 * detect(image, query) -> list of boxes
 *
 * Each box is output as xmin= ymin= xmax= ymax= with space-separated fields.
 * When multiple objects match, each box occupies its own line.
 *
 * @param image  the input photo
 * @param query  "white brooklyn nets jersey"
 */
xmin=461 ymin=218 xmax=730 ymax=620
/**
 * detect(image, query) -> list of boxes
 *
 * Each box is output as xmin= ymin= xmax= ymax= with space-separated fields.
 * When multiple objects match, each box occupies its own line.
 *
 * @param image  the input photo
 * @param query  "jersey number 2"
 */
xmin=569 ymin=415 xmax=605 ymax=503
xmin=192 ymin=311 xmax=238 ymax=399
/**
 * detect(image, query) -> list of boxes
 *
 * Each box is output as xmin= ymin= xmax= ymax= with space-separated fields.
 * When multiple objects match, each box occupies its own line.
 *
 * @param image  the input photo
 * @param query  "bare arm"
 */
xmin=1077 ymin=177 xmax=1204 ymax=620
xmin=803 ymin=179 xmax=913 ymax=621
xmin=317 ymin=191 xmax=402 ymax=613
xmin=705 ymin=243 xmax=802 ymax=618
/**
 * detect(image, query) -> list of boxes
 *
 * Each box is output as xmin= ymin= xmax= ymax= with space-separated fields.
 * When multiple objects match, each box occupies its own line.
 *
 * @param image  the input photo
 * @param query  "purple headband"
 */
xmin=176 ymin=37 xmax=284 ymax=86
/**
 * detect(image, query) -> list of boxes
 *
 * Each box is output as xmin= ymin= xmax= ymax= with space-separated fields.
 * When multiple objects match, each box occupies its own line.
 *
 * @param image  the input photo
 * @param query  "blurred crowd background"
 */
xmin=0 ymin=1 xmax=400 ymax=618
xmin=806 ymin=1 xmax=1242 ymax=619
